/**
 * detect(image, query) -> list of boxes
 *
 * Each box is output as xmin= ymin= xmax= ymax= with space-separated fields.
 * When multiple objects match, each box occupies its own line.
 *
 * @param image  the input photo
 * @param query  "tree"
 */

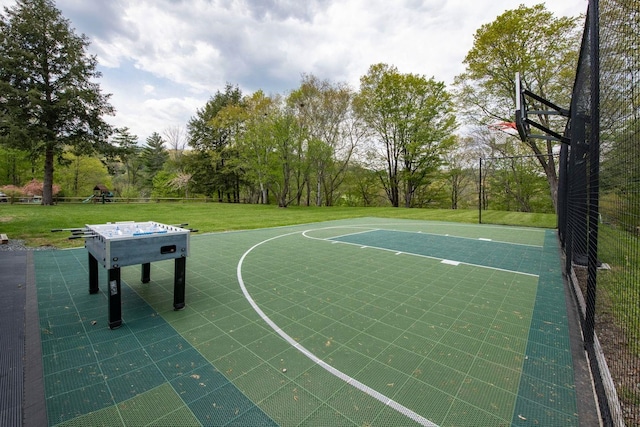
xmin=187 ymin=84 xmax=243 ymax=201
xmin=268 ymin=106 xmax=303 ymax=208
xmin=454 ymin=4 xmax=581 ymax=212
xmin=0 ymin=184 xmax=24 ymax=203
xmin=168 ymin=172 xmax=193 ymax=198
xmin=288 ymin=74 xmax=363 ymax=206
xmin=235 ymin=90 xmax=276 ymax=204
xmin=141 ymin=132 xmax=168 ymax=189
xmin=184 ymin=150 xmax=218 ymax=199
xmin=112 ymin=127 xmax=141 ymax=187
xmin=54 ymin=152 xmax=111 ymax=197
xmin=0 ymin=146 xmax=32 ymax=186
xmin=0 ymin=0 xmax=114 ymax=205
xmin=163 ymin=125 xmax=187 ymax=172
xmin=341 ymin=161 xmax=387 ymax=207
xmin=442 ymin=136 xmax=478 ymax=210
xmin=22 ymin=178 xmax=60 ymax=198
xmin=150 ymin=170 xmax=180 ymax=199
xmin=355 ymin=63 xmax=457 ymax=207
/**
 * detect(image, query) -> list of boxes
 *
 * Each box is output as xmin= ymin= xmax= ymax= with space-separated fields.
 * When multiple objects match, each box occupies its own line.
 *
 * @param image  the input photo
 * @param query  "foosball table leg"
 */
xmin=141 ymin=263 xmax=151 ymax=283
xmin=108 ymin=267 xmax=122 ymax=329
xmin=89 ymin=253 xmax=99 ymax=294
xmin=173 ymin=257 xmax=186 ymax=310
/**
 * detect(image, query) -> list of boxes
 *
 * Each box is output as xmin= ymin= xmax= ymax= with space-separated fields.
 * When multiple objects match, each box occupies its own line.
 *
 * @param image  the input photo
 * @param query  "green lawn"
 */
xmin=0 ymin=202 xmax=556 ymax=248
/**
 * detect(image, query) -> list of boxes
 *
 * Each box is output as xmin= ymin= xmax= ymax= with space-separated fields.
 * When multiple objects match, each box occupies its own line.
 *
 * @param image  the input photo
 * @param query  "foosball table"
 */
xmin=54 ymin=221 xmax=192 ymax=329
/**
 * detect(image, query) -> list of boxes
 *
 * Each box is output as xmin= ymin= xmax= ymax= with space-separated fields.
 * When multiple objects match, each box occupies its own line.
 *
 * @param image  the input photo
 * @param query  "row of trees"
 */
xmin=0 ymin=0 xmax=581 ymax=212
xmin=184 ymin=68 xmax=457 ymax=208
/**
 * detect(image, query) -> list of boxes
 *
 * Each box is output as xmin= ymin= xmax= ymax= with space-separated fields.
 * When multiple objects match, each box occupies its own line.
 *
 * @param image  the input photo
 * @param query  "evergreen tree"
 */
xmin=0 ymin=0 xmax=114 ymax=204
xmin=141 ymin=132 xmax=168 ymax=188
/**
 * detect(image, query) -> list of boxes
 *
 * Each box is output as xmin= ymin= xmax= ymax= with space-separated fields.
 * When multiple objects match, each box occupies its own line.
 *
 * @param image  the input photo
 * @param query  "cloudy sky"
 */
xmin=1 ymin=0 xmax=588 ymax=143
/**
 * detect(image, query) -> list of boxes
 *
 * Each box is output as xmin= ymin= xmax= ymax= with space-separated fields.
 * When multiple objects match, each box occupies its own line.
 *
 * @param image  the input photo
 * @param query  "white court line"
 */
xmin=237 ymin=231 xmax=438 ymax=427
xmin=302 ymin=228 xmax=539 ymax=278
xmin=379 ymin=228 xmax=543 ymax=248
xmin=326 ymin=227 xmax=381 ymax=240
xmin=322 ymin=225 xmax=542 ymax=248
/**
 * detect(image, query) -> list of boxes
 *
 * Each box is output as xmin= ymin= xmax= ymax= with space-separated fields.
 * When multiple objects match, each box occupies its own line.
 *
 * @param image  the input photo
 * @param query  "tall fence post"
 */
xmin=478 ymin=157 xmax=482 ymax=224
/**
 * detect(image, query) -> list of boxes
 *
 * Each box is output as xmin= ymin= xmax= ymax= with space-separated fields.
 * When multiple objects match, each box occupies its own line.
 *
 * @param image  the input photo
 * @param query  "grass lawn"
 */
xmin=0 ymin=202 xmax=556 ymax=248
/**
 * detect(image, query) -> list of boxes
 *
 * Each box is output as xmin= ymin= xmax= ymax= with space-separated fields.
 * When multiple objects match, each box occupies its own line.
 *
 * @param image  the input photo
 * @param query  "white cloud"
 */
xmin=0 ymin=0 xmax=589 ymax=142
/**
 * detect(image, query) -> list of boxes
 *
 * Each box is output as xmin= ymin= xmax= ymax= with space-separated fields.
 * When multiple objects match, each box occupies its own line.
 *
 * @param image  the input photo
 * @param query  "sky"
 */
xmin=0 ymin=0 xmax=588 ymax=144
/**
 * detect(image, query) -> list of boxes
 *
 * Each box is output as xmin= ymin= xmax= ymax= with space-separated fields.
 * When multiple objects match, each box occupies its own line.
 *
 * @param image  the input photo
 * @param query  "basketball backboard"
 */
xmin=514 ymin=72 xmax=529 ymax=141
xmin=514 ymin=72 xmax=570 ymax=144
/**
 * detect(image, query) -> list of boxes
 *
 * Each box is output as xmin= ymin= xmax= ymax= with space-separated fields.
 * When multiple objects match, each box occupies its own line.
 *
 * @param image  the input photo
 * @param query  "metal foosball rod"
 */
xmin=169 ymin=223 xmax=198 ymax=233
xmin=68 ymin=234 xmax=97 ymax=240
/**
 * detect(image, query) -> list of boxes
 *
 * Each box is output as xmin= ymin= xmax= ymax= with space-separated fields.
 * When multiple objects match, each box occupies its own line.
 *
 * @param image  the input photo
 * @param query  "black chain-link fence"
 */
xmin=559 ymin=0 xmax=640 ymax=425
xmin=479 ymin=154 xmax=557 ymax=222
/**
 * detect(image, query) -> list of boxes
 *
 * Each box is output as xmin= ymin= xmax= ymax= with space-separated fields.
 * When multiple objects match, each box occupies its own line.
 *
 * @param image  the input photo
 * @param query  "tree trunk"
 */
xmin=73 ymin=158 xmax=80 ymax=197
xmin=316 ymin=176 xmax=321 ymax=207
xmin=391 ymin=180 xmax=399 ymax=207
xmin=527 ymin=141 xmax=559 ymax=214
xmin=259 ymin=182 xmax=268 ymax=204
xmin=545 ymin=158 xmax=559 ymax=214
xmin=42 ymin=146 xmax=54 ymax=205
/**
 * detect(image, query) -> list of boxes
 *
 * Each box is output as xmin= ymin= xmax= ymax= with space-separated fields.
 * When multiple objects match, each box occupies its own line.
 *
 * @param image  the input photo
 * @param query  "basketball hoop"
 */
xmin=488 ymin=121 xmax=518 ymax=135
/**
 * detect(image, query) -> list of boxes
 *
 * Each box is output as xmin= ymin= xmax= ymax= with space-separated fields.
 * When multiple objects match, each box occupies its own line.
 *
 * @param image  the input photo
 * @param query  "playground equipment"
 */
xmin=83 ymin=184 xmax=114 ymax=203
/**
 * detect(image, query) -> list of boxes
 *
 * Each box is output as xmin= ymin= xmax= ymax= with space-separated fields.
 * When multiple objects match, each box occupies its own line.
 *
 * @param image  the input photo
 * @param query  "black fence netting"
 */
xmin=479 ymin=154 xmax=557 ymax=218
xmin=559 ymin=0 xmax=640 ymax=425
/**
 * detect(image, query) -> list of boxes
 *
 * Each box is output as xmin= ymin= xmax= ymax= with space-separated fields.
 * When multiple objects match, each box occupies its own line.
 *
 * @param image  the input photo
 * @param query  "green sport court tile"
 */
xmin=292 ymin=364 xmax=351 ymax=402
xmin=233 ymin=363 xmax=291 ymax=403
xmin=329 ymin=228 xmax=543 ymax=275
xmin=44 ymin=382 xmax=114 ymax=425
xmin=34 ymin=248 xmax=276 ymax=427
xmin=266 ymin=347 xmax=317 ymax=376
xmin=34 ymin=218 xmax=580 ymax=426
xmin=189 ymin=382 xmax=272 ymax=426
xmin=98 ymin=347 xmax=152 ymax=379
xmin=258 ymin=383 xmax=324 ymax=426
xmin=299 ymin=404 xmax=357 ymax=426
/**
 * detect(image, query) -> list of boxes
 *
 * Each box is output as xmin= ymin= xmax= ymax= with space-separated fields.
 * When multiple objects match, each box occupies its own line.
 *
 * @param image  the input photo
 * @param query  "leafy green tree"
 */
xmin=442 ymin=136 xmax=478 ymax=210
xmin=268 ymin=107 xmax=303 ymax=207
xmin=485 ymin=154 xmax=553 ymax=213
xmin=184 ymin=150 xmax=218 ymax=199
xmin=150 ymin=170 xmax=180 ymax=199
xmin=187 ymin=84 xmax=243 ymax=201
xmin=288 ymin=74 xmax=362 ymax=206
xmin=141 ymin=132 xmax=168 ymax=189
xmin=454 ymin=4 xmax=581 ymax=211
xmin=0 ymin=0 xmax=114 ymax=205
xmin=340 ymin=162 xmax=387 ymax=207
xmin=0 ymin=146 xmax=32 ymax=186
xmin=234 ymin=90 xmax=276 ymax=204
xmin=112 ymin=127 xmax=141 ymax=187
xmin=234 ymin=91 xmax=321 ymax=207
xmin=355 ymin=63 xmax=457 ymax=207
xmin=54 ymin=152 xmax=111 ymax=197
